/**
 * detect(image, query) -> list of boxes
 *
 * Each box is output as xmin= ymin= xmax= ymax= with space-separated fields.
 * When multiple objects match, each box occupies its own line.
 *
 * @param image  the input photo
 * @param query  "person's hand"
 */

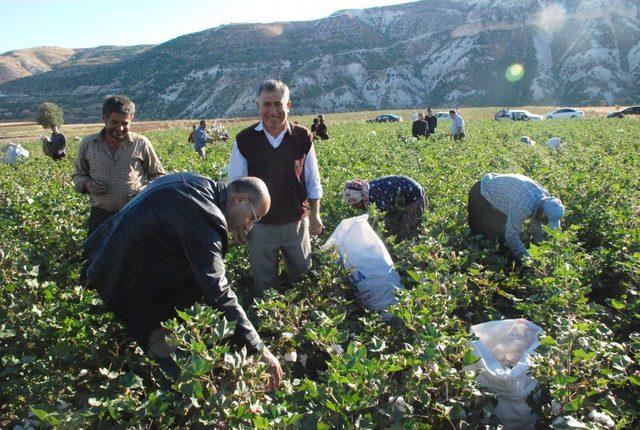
xmin=85 ymin=179 xmax=108 ymax=195
xmin=231 ymin=228 xmax=246 ymax=245
xmin=261 ymin=347 xmax=282 ymax=391
xmin=309 ymin=214 xmax=323 ymax=236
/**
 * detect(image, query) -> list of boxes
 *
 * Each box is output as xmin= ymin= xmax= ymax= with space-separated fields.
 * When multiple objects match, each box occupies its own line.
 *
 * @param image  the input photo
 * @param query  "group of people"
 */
xmin=51 ymin=79 xmax=562 ymax=388
xmin=411 ymin=108 xmax=438 ymax=139
xmin=411 ymin=108 xmax=465 ymax=140
xmin=310 ymin=114 xmax=329 ymax=140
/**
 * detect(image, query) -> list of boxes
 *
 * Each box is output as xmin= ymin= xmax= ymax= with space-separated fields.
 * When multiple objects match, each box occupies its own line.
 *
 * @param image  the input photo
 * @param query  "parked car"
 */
xmin=544 ymin=108 xmax=585 ymax=119
xmin=607 ymin=106 xmax=640 ymax=118
xmin=434 ymin=111 xmax=451 ymax=121
xmin=509 ymin=110 xmax=544 ymax=121
xmin=366 ymin=113 xmax=403 ymax=123
xmin=495 ymin=108 xmax=512 ymax=120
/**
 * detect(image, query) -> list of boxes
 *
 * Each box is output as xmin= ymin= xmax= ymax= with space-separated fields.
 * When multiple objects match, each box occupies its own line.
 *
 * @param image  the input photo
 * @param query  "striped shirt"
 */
xmin=480 ymin=173 xmax=549 ymax=258
xmin=72 ymin=129 xmax=165 ymax=212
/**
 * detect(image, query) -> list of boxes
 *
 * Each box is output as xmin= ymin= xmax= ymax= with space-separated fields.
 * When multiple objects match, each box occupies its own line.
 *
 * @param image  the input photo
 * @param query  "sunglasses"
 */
xmin=248 ymin=198 xmax=262 ymax=223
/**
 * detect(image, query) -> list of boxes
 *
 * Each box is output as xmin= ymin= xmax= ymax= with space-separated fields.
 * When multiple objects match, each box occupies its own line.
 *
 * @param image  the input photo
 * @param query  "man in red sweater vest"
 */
xmin=229 ymin=79 xmax=323 ymax=297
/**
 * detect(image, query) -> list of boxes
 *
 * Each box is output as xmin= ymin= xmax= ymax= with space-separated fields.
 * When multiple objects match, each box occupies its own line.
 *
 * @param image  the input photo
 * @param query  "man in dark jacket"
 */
xmin=41 ymin=124 xmax=67 ymax=160
xmin=425 ymin=108 xmax=437 ymax=138
xmin=84 ymin=172 xmax=282 ymax=387
xmin=316 ymin=114 xmax=330 ymax=140
xmin=411 ymin=113 xmax=427 ymax=138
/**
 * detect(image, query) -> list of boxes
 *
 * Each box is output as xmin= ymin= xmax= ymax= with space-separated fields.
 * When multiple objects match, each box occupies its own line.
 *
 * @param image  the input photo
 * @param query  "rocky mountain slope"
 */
xmin=1 ymin=0 xmax=638 ymax=122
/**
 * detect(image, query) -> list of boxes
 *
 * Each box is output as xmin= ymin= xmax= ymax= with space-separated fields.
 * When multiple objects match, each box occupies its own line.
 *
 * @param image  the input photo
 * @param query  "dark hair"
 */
xmin=449 ymin=109 xmax=456 ymax=114
xmin=102 ymin=95 xmax=135 ymax=119
xmin=257 ymin=79 xmax=289 ymax=100
xmin=313 ymin=118 xmax=319 ymax=124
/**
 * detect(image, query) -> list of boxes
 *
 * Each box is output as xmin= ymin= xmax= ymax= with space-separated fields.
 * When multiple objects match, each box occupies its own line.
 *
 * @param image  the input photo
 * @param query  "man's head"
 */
xmin=226 ymin=177 xmax=271 ymax=234
xmin=199 ymin=119 xmax=206 ymax=128
xmin=51 ymin=125 xmax=59 ymax=134
xmin=102 ymin=95 xmax=135 ymax=142
xmin=538 ymin=197 xmax=565 ymax=229
xmin=427 ymin=107 xmax=433 ymax=116
xmin=318 ymin=114 xmax=324 ymax=122
xmin=418 ymin=113 xmax=424 ymax=121
xmin=449 ymin=109 xmax=457 ymax=118
xmin=256 ymin=79 xmax=291 ymax=132
xmin=192 ymin=125 xmax=197 ymax=131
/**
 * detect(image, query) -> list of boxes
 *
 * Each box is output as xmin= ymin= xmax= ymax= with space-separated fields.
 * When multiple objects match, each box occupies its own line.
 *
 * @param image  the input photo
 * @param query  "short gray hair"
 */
xmin=229 ymin=177 xmax=270 ymax=205
xmin=257 ymin=79 xmax=289 ymax=101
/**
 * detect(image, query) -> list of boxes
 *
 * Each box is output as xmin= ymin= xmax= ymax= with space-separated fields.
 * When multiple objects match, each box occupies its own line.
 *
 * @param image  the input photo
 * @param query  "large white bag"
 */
xmin=322 ymin=214 xmax=403 ymax=311
xmin=2 ymin=143 xmax=30 ymax=165
xmin=464 ymin=319 xmax=543 ymax=430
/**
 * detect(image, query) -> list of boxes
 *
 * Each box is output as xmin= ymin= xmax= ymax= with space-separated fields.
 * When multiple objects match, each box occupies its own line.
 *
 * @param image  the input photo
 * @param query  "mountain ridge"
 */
xmin=1 ymin=0 xmax=638 ymax=123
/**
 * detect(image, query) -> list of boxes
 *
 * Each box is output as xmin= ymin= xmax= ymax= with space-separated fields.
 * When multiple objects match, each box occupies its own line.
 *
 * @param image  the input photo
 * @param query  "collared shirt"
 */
xmin=480 ymin=173 xmax=549 ymax=258
xmin=451 ymin=114 xmax=465 ymax=135
xmin=228 ymin=121 xmax=323 ymax=199
xmin=72 ymin=129 xmax=165 ymax=212
xmin=194 ymin=126 xmax=210 ymax=149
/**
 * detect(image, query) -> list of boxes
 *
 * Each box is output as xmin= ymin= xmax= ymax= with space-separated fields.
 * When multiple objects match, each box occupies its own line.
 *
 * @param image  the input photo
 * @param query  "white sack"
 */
xmin=322 ymin=214 xmax=403 ymax=311
xmin=547 ymin=137 xmax=561 ymax=149
xmin=2 ymin=143 xmax=29 ymax=165
xmin=464 ymin=319 xmax=543 ymax=430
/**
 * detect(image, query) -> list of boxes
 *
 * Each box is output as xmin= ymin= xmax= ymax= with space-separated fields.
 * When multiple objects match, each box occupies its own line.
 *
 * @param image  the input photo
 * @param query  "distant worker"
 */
xmin=310 ymin=117 xmax=319 ymax=134
xmin=84 ymin=173 xmax=282 ymax=387
xmin=425 ymin=108 xmax=437 ymax=138
xmin=72 ymin=95 xmax=165 ymax=234
xmin=316 ymin=114 xmax=329 ymax=140
xmin=193 ymin=119 xmax=213 ymax=159
xmin=41 ymin=124 xmax=67 ymax=160
xmin=411 ymin=112 xmax=427 ymax=138
xmin=467 ymin=173 xmax=565 ymax=261
xmin=187 ymin=124 xmax=196 ymax=143
xmin=343 ymin=175 xmax=427 ymax=240
xmin=450 ymin=109 xmax=465 ymax=140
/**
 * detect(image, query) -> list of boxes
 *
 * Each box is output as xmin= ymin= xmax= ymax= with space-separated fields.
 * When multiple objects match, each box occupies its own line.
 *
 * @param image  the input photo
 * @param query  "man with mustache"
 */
xmin=73 ymin=95 xmax=165 ymax=235
xmin=228 ymin=79 xmax=323 ymax=298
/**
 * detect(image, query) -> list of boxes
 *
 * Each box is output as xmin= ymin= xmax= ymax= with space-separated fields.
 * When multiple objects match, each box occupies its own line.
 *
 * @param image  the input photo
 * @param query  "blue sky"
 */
xmin=0 ymin=0 xmax=415 ymax=53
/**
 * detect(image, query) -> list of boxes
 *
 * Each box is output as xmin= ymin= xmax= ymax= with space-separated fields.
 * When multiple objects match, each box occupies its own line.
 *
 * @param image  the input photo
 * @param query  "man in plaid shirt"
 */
xmin=467 ymin=173 xmax=565 ymax=260
xmin=73 ymin=95 xmax=165 ymax=235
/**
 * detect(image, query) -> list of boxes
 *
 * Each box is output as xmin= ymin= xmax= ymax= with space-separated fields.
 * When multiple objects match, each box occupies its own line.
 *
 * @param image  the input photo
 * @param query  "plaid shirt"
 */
xmin=480 ymin=173 xmax=549 ymax=258
xmin=72 ymin=129 xmax=165 ymax=212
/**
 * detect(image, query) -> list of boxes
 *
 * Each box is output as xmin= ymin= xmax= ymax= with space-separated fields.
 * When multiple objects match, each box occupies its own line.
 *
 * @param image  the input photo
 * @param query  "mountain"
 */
xmin=0 ymin=45 xmax=152 ymax=84
xmin=1 ymin=0 xmax=638 ymax=123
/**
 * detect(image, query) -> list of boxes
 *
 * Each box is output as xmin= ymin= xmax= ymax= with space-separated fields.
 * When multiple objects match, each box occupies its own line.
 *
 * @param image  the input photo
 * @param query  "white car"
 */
xmin=435 ymin=111 xmax=451 ymax=121
xmin=510 ymin=110 xmax=544 ymax=121
xmin=544 ymin=108 xmax=585 ymax=119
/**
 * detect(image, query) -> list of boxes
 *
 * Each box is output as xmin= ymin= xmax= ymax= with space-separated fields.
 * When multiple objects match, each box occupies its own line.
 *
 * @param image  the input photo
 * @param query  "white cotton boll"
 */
xmin=284 ymin=351 xmax=297 ymax=362
xmin=281 ymin=332 xmax=293 ymax=341
xmin=370 ymin=130 xmax=377 ymax=135
xmin=588 ymin=410 xmax=614 ymax=428
xmin=299 ymin=353 xmax=308 ymax=367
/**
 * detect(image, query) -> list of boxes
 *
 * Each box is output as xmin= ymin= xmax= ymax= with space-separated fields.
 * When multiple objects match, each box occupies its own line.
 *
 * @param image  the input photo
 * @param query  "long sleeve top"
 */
xmin=84 ymin=172 xmax=263 ymax=353
xmin=480 ymin=173 xmax=549 ymax=258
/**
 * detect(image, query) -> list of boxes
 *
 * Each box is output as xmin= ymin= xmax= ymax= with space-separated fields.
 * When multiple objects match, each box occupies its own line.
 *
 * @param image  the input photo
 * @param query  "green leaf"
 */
xmin=608 ymin=299 xmax=626 ymax=310
xmin=539 ymin=336 xmax=557 ymax=347
xmin=462 ymin=348 xmax=479 ymax=366
xmin=628 ymin=375 xmax=640 ymax=387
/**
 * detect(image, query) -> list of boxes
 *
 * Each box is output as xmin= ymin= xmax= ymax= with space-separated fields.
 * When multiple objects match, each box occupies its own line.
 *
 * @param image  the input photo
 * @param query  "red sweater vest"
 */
xmin=236 ymin=122 xmax=312 ymax=224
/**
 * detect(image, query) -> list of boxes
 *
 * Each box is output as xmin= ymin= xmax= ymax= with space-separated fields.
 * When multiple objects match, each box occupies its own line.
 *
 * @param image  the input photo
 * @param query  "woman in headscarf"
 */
xmin=343 ymin=175 xmax=427 ymax=240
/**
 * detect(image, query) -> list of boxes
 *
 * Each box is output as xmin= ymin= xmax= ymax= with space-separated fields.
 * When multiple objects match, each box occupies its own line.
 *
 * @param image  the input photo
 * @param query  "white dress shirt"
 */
xmin=228 ymin=121 xmax=323 ymax=199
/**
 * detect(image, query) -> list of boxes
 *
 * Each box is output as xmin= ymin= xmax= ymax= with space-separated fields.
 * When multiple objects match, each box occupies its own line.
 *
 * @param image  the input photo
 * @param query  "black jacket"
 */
xmin=412 ymin=120 xmax=427 ymax=138
xmin=316 ymin=122 xmax=329 ymax=140
xmin=84 ymin=172 xmax=263 ymax=352
xmin=425 ymin=116 xmax=437 ymax=134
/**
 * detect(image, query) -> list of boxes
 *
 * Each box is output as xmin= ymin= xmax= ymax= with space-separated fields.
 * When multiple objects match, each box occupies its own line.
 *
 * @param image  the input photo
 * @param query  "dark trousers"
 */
xmin=88 ymin=206 xmax=116 ymax=236
xmin=467 ymin=180 xmax=506 ymax=243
